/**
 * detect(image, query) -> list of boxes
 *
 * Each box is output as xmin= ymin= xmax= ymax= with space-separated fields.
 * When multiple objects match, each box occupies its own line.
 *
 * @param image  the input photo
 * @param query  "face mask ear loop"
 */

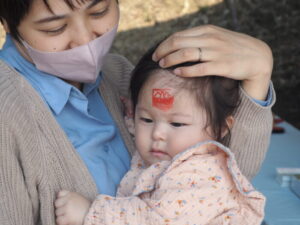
xmin=16 ymin=38 xmax=35 ymax=62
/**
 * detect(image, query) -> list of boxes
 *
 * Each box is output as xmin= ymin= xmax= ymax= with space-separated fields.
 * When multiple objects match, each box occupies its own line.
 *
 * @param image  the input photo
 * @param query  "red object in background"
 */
xmin=272 ymin=115 xmax=285 ymax=134
xmin=274 ymin=118 xmax=284 ymax=124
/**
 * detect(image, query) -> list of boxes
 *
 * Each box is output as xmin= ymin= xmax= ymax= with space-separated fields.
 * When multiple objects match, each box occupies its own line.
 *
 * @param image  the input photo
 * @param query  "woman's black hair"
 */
xmin=0 ymin=0 xmax=111 ymax=42
xmin=130 ymin=42 xmax=241 ymax=143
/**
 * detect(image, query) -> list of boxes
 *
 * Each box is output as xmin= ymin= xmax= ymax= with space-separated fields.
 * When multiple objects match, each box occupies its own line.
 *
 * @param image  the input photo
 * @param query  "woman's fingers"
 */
xmin=153 ymin=25 xmax=231 ymax=62
xmin=166 ymin=24 xmax=230 ymax=39
xmin=153 ymin=35 xmax=204 ymax=62
xmin=152 ymin=24 xmax=272 ymax=100
xmin=173 ymin=61 xmax=232 ymax=78
xmin=154 ymin=36 xmax=224 ymax=68
xmin=158 ymin=47 xmax=202 ymax=68
xmin=158 ymin=46 xmax=217 ymax=68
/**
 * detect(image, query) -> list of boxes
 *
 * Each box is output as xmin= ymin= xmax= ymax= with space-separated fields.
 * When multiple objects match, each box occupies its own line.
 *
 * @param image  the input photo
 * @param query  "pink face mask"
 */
xmin=22 ymin=25 xmax=118 ymax=83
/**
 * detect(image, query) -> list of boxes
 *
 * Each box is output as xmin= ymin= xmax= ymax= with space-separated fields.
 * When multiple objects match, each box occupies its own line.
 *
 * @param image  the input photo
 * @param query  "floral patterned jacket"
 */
xmin=85 ymin=141 xmax=265 ymax=225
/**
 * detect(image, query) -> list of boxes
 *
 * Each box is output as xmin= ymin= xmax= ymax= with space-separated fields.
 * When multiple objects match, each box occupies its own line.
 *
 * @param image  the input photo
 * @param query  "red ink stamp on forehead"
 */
xmin=152 ymin=88 xmax=174 ymax=111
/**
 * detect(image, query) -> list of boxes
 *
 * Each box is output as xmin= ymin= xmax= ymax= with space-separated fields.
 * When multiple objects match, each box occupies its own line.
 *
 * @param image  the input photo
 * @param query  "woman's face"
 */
xmin=15 ymin=0 xmax=119 ymax=53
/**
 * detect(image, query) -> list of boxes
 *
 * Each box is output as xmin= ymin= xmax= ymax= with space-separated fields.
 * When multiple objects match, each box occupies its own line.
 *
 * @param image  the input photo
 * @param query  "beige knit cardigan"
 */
xmin=0 ymin=54 xmax=275 ymax=225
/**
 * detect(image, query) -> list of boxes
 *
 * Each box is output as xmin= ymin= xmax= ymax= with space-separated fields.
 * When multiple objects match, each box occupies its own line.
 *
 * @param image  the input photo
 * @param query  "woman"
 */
xmin=0 ymin=0 xmax=274 ymax=224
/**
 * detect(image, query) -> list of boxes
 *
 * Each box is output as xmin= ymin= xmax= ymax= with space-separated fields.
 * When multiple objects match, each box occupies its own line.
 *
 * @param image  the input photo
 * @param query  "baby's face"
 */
xmin=134 ymin=71 xmax=212 ymax=166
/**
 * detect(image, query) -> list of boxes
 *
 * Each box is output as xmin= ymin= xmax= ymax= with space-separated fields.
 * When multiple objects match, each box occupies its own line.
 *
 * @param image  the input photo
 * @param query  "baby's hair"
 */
xmin=130 ymin=42 xmax=241 ymax=143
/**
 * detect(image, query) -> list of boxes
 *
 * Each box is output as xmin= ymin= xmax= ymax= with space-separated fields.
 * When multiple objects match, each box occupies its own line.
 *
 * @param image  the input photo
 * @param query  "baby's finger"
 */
xmin=56 ymin=215 xmax=68 ymax=225
xmin=55 ymin=207 xmax=65 ymax=217
xmin=55 ymin=196 xmax=67 ymax=208
xmin=57 ymin=190 xmax=70 ymax=198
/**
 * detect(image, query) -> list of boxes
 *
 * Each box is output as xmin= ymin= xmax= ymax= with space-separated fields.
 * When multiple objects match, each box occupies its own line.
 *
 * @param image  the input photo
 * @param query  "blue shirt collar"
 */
xmin=0 ymin=34 xmax=102 ymax=115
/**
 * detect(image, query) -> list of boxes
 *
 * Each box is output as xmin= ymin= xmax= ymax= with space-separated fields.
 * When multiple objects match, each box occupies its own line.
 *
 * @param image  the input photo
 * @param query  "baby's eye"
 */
xmin=170 ymin=122 xmax=187 ymax=127
xmin=140 ymin=117 xmax=153 ymax=123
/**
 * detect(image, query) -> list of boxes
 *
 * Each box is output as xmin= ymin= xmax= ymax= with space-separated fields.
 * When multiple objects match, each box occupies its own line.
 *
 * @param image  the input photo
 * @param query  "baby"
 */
xmin=55 ymin=44 xmax=265 ymax=225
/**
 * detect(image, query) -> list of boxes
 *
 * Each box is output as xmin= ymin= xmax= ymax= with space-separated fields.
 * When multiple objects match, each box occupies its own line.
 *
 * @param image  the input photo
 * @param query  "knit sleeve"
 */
xmin=102 ymin=54 xmax=134 ymax=98
xmin=227 ymin=83 xmax=276 ymax=180
xmin=0 ymin=112 xmax=35 ymax=225
xmin=0 ymin=61 xmax=40 ymax=225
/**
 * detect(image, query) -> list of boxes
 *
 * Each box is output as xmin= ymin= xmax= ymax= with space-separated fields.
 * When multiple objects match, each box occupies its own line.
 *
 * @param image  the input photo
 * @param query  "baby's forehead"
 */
xmin=141 ymin=70 xmax=196 ymax=105
xmin=145 ymin=70 xmax=185 ymax=89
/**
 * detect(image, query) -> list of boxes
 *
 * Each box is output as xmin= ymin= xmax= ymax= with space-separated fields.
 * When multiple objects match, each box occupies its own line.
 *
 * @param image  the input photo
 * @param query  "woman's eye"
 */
xmin=140 ymin=117 xmax=153 ymax=123
xmin=41 ymin=25 xmax=67 ymax=35
xmin=170 ymin=122 xmax=187 ymax=127
xmin=90 ymin=8 xmax=108 ymax=18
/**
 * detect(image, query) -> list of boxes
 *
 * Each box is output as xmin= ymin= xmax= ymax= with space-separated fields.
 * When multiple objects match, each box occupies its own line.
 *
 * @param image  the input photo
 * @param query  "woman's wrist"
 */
xmin=242 ymin=73 xmax=271 ymax=101
xmin=242 ymin=42 xmax=273 ymax=101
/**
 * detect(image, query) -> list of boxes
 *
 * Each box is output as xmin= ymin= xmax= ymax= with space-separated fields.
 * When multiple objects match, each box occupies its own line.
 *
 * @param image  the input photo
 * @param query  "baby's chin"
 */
xmin=144 ymin=156 xmax=172 ymax=168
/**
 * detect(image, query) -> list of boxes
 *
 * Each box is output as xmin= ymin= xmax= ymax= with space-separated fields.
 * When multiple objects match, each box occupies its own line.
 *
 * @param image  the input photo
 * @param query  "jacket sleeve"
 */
xmin=0 ymin=116 xmax=35 ymax=225
xmin=226 ymin=83 xmax=276 ymax=179
xmin=84 ymin=155 xmax=265 ymax=225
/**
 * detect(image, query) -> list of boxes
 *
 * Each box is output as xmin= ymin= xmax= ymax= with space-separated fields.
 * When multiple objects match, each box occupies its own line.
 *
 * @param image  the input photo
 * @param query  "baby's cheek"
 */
xmin=168 ymin=138 xmax=191 ymax=157
xmin=169 ymin=132 xmax=206 ymax=156
xmin=135 ymin=126 xmax=150 ymax=152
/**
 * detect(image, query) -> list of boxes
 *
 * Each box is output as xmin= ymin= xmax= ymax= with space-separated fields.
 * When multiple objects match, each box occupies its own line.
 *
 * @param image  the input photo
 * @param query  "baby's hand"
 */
xmin=55 ymin=190 xmax=91 ymax=225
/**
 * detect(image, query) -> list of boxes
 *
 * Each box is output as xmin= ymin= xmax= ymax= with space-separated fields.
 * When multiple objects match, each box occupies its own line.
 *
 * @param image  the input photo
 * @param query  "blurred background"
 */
xmin=1 ymin=0 xmax=299 ymax=129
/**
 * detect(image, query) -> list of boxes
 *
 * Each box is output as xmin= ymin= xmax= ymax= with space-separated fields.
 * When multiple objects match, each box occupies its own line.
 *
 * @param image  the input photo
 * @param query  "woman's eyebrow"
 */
xmin=87 ymin=0 xmax=103 ymax=9
xmin=34 ymin=0 xmax=104 ymax=24
xmin=34 ymin=15 xmax=66 ymax=24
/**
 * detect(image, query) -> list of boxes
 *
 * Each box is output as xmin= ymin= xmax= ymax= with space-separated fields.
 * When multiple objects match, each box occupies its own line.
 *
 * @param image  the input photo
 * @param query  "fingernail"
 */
xmin=174 ymin=68 xmax=181 ymax=76
xmin=152 ymin=53 xmax=157 ymax=61
xmin=159 ymin=59 xmax=165 ymax=67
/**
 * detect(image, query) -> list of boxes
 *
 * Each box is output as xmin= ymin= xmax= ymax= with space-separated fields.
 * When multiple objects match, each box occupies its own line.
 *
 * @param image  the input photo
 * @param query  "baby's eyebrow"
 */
xmin=136 ymin=106 xmax=148 ymax=112
xmin=170 ymin=113 xmax=192 ymax=118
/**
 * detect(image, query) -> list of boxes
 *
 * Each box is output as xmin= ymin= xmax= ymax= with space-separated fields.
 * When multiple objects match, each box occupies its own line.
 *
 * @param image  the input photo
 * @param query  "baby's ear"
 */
xmin=221 ymin=116 xmax=234 ymax=138
xmin=120 ymin=96 xmax=134 ymax=118
xmin=226 ymin=116 xmax=234 ymax=130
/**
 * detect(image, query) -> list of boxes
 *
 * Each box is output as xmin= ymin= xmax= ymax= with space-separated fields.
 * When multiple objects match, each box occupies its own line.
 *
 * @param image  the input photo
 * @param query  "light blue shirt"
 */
xmin=253 ymin=86 xmax=273 ymax=107
xmin=0 ymin=35 xmax=131 ymax=196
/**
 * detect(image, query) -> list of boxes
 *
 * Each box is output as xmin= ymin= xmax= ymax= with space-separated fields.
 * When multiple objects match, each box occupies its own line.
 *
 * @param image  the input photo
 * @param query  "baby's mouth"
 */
xmin=150 ymin=149 xmax=168 ymax=157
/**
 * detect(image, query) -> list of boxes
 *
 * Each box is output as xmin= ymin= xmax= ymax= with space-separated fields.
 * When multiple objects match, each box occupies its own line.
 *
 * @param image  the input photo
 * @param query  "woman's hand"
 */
xmin=152 ymin=25 xmax=273 ymax=101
